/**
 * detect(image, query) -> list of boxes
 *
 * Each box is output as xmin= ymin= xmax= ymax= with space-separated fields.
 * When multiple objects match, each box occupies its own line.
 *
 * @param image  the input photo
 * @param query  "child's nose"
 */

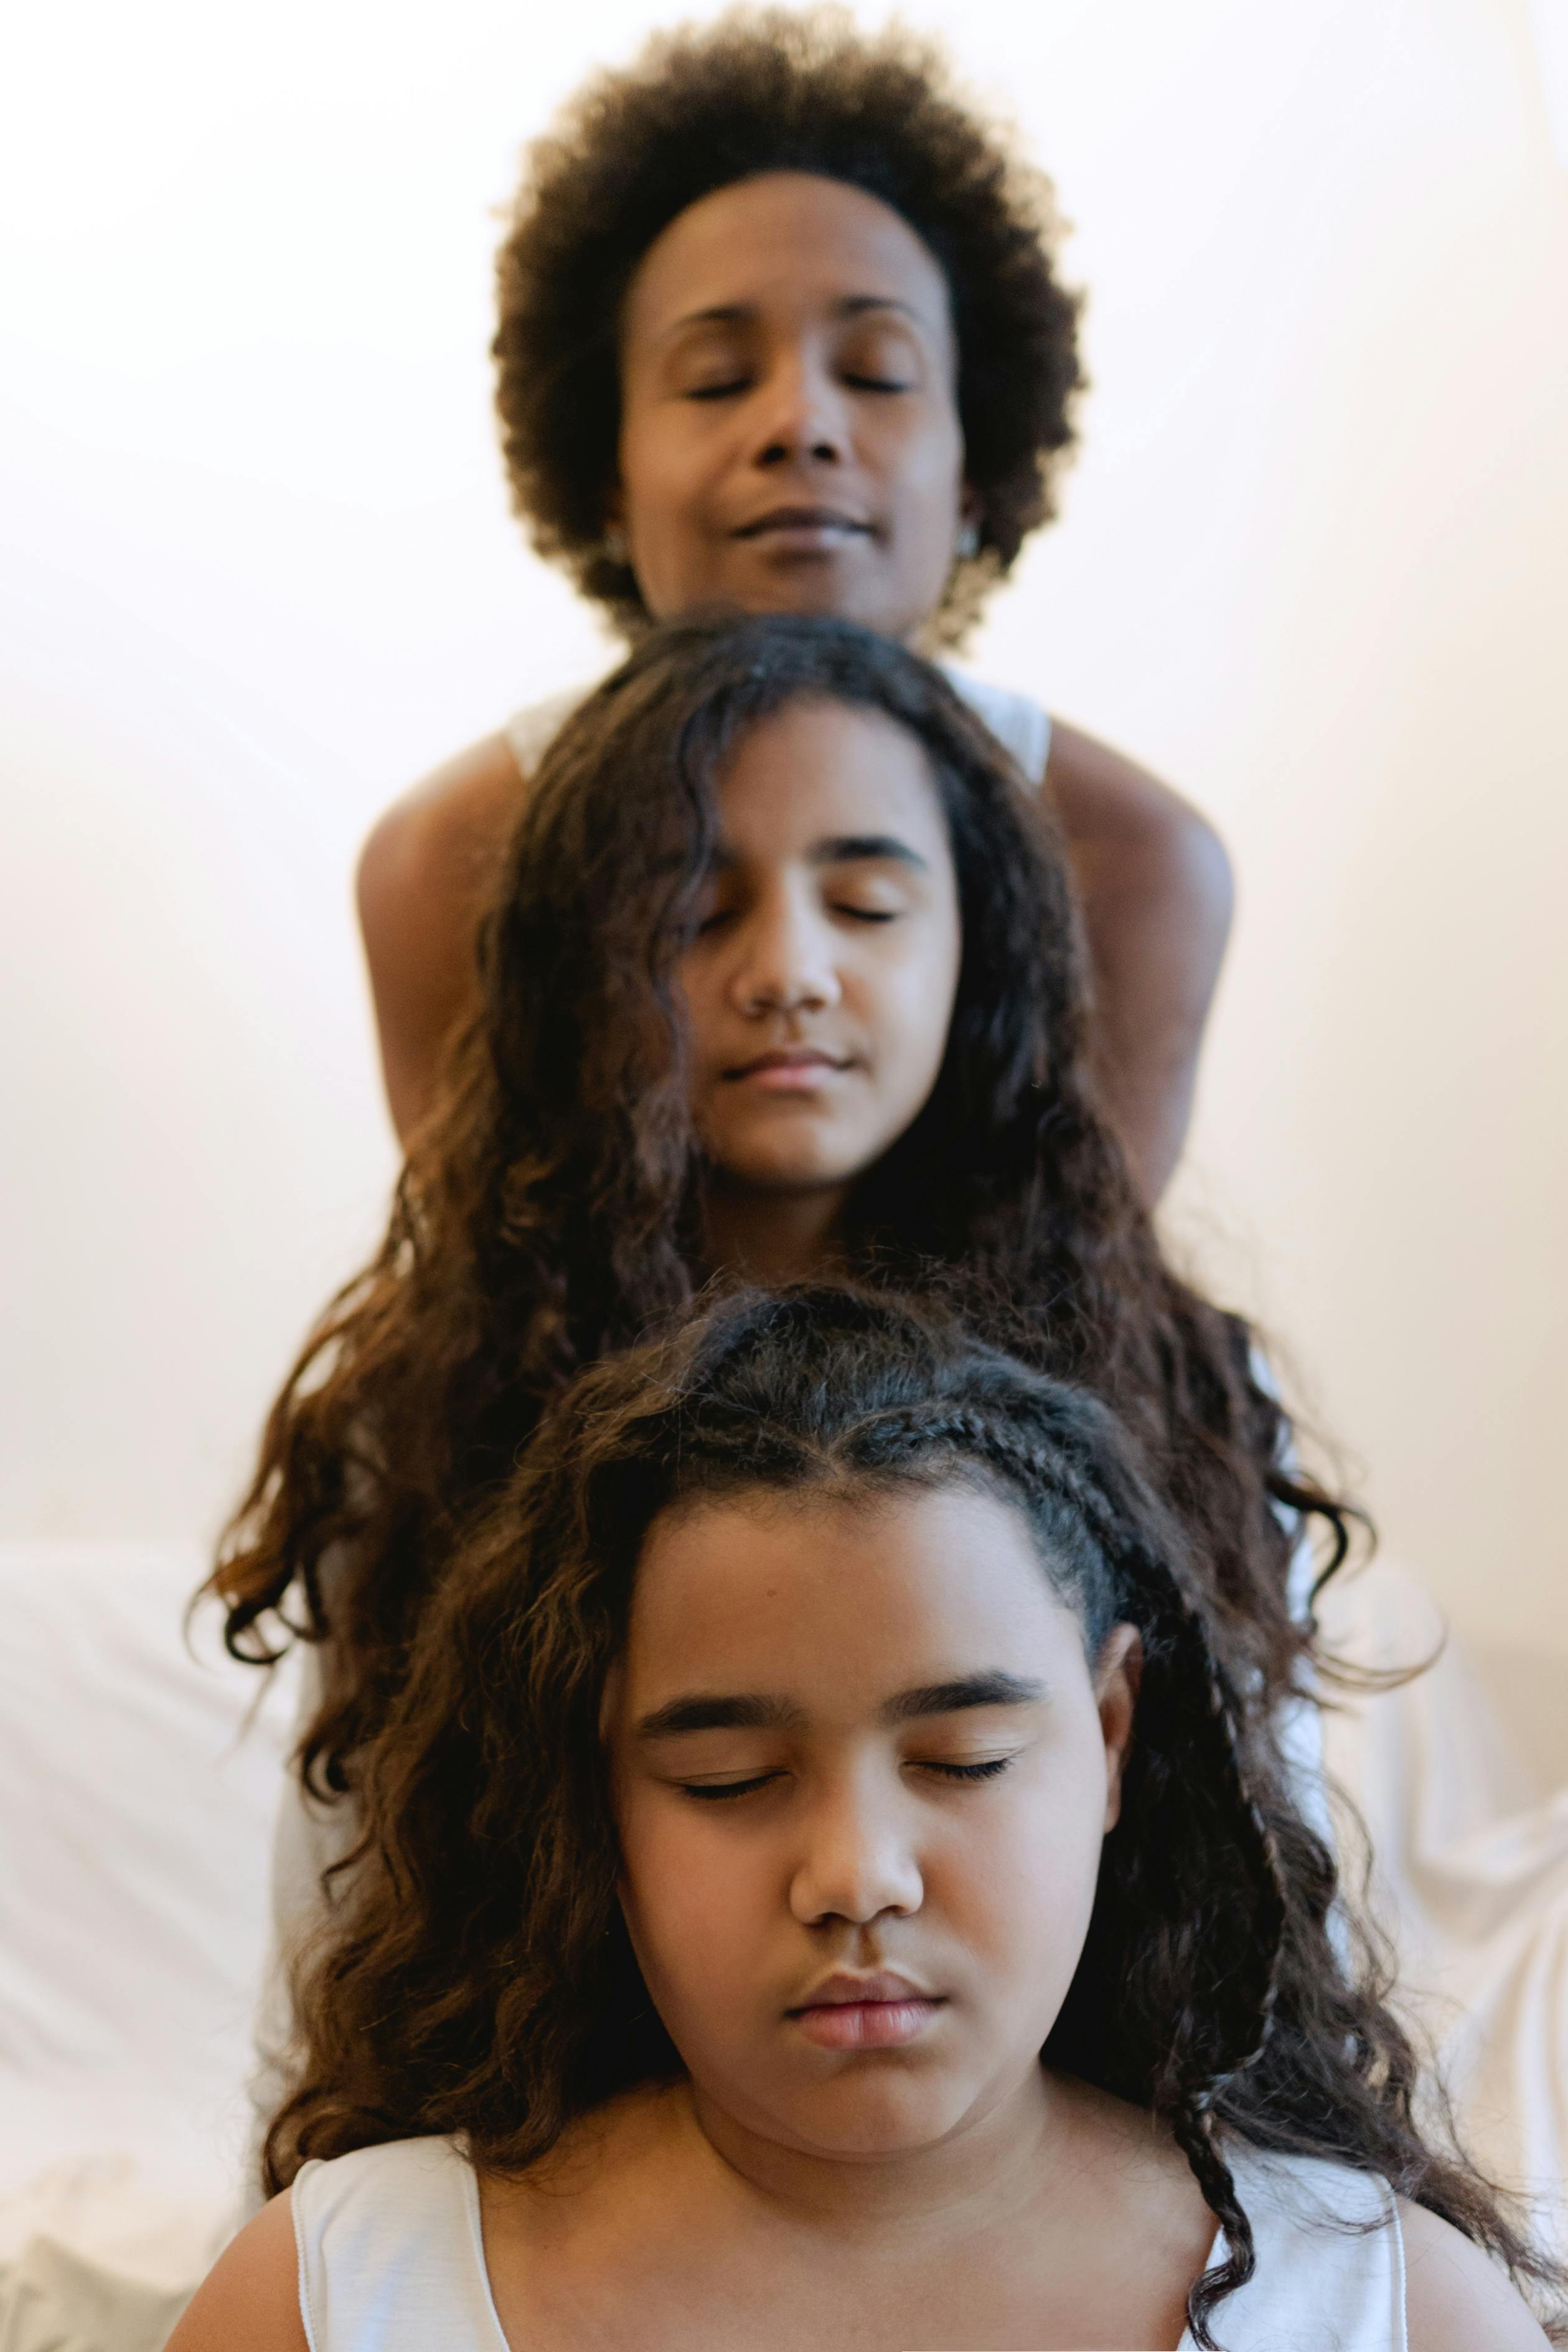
xmin=730 ymin=899 xmax=842 ymax=1016
xmin=789 ymin=1782 xmax=924 ymax=1928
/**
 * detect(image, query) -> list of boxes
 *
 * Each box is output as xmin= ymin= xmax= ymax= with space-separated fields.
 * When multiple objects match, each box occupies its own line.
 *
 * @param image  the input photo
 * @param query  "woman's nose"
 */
xmin=789 ymin=1782 xmax=924 ymax=1928
xmin=728 ymin=898 xmax=842 ymax=1017
xmin=749 ymin=350 xmax=850 ymax=471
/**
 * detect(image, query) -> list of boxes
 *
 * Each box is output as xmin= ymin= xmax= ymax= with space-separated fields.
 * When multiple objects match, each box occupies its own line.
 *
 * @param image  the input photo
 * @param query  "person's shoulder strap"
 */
xmin=292 ymin=2138 xmax=508 ymax=2351
xmin=502 ymin=683 xmax=599 ymax=779
xmin=1180 ymin=2148 xmax=1406 ymax=2351
xmin=939 ymin=669 xmax=1053 ymax=791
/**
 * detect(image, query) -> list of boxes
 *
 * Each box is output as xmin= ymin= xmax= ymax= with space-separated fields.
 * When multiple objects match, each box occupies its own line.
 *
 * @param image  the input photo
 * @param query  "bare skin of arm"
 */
xmin=1043 ymin=719 xmax=1233 ymax=1202
xmin=1401 ymin=2199 xmax=1554 ymax=2351
xmin=162 ymin=2191 xmax=309 ymax=2352
xmin=357 ymin=723 xmax=1232 ymax=1202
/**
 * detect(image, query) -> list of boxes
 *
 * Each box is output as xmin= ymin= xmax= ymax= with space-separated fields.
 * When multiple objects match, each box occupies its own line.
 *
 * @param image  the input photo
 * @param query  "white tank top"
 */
xmin=502 ymin=668 xmax=1054 ymax=793
xmin=291 ymin=2131 xmax=1407 ymax=2351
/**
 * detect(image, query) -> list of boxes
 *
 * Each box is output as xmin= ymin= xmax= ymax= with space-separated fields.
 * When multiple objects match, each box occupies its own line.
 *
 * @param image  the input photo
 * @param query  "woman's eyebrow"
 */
xmin=880 ymin=1672 xmax=1046 ymax=1724
xmin=809 ymin=834 xmax=929 ymax=870
xmin=663 ymin=294 xmax=929 ymax=339
xmin=635 ymin=1692 xmax=807 ymax=1741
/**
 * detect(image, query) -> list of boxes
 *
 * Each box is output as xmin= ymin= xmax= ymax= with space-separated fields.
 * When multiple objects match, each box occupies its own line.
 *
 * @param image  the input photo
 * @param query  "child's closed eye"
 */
xmin=913 ymin=1755 xmax=1016 ymax=1784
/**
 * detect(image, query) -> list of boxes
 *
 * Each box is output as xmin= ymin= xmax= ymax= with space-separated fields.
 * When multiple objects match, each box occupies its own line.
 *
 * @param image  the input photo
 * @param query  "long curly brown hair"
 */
xmin=494 ymin=7 xmax=1082 ymax=647
xmin=212 ymin=611 xmax=1344 ymax=1799
xmin=265 ymin=1287 xmax=1564 ymax=2346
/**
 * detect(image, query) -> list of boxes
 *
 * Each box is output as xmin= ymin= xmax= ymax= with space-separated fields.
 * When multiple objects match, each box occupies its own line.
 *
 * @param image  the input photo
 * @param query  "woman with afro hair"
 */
xmin=359 ymin=8 xmax=1233 ymax=1202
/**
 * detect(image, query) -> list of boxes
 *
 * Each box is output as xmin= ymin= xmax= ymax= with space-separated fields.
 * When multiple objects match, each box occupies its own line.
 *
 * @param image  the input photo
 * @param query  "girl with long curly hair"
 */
xmin=361 ymin=8 xmax=1232 ymax=1200
xmin=174 ymin=1290 xmax=1558 ymax=2351
xmin=215 ymin=609 xmax=1341 ymax=2157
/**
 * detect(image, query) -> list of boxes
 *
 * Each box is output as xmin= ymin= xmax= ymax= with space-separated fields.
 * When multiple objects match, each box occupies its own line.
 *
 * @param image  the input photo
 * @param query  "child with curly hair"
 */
xmin=361 ymin=9 xmax=1232 ymax=1201
xmin=175 ymin=1291 xmax=1559 ymax=2351
xmin=217 ymin=609 xmax=1346 ymax=2187
xmin=217 ymin=612 xmax=1335 ymax=1818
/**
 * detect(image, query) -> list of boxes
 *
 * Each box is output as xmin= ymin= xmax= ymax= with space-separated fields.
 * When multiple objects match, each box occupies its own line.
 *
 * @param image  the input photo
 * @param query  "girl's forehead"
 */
xmin=714 ymin=698 xmax=951 ymax=846
xmin=622 ymin=171 xmax=954 ymax=346
xmin=624 ymin=1481 xmax=1079 ymax=1690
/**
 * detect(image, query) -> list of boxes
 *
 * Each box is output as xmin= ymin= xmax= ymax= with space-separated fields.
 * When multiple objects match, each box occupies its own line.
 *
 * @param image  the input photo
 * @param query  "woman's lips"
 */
xmin=732 ymin=506 xmax=873 ymax=548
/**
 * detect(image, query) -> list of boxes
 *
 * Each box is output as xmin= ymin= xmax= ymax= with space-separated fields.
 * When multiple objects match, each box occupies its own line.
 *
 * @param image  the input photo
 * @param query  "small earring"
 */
xmin=603 ymin=524 xmax=629 ymax=567
xmin=955 ymin=517 xmax=981 ymax=560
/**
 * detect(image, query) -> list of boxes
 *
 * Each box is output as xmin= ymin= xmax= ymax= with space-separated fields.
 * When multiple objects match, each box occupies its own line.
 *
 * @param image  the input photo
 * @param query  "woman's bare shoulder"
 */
xmin=163 ymin=2189 xmax=308 ymax=2352
xmin=1401 ymin=2199 xmax=1553 ymax=2351
xmin=358 ymin=730 xmax=526 ymax=926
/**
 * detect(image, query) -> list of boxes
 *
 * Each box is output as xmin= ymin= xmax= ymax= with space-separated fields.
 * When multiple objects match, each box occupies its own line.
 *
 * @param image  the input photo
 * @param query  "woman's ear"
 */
xmin=1095 ymin=1624 xmax=1142 ymax=1833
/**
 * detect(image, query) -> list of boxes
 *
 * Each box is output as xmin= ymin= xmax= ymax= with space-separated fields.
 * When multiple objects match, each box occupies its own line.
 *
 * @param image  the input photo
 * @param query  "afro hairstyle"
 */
xmin=494 ymin=8 xmax=1084 ymax=648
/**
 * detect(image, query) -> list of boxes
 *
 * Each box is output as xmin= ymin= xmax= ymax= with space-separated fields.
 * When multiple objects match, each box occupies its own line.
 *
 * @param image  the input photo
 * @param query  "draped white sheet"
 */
xmin=1317 ymin=1556 xmax=1568 ymax=2259
xmin=0 ymin=1541 xmax=1562 ymax=2350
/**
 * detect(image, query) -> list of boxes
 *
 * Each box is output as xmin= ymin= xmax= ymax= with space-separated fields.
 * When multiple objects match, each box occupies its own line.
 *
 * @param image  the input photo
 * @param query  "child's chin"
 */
xmin=723 ymin=1144 xmax=863 ymax=1193
xmin=781 ymin=2092 xmax=971 ymax=2163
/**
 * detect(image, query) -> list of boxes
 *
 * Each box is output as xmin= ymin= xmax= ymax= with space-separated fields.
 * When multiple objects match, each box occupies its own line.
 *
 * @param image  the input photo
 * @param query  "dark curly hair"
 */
xmin=494 ymin=7 xmax=1082 ymax=646
xmin=211 ymin=610 xmax=1346 ymax=1805
xmin=263 ymin=1287 xmax=1564 ymax=2346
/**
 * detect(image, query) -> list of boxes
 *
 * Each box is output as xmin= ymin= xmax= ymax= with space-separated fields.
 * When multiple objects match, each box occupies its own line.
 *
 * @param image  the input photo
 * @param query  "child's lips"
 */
xmin=791 ymin=1997 xmax=943 ymax=2050
xmin=723 ymin=1049 xmax=853 ymax=1092
xmin=788 ymin=1969 xmax=946 ymax=2050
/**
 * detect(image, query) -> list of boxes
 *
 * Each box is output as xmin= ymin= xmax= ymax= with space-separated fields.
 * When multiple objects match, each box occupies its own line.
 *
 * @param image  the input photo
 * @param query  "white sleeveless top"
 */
xmin=503 ymin=668 xmax=1053 ymax=793
xmin=291 ymin=2132 xmax=1406 ymax=2351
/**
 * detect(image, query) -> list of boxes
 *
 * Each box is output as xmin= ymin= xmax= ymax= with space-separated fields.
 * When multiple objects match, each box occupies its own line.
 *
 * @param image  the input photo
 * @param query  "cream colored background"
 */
xmin=4 ymin=1 xmax=1565 ymax=1764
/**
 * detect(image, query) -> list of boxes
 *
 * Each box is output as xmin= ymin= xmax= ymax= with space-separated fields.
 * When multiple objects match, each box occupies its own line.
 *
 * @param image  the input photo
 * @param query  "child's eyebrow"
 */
xmin=810 ymin=834 xmax=929 ymax=871
xmin=880 ymin=1672 xmax=1046 ymax=1724
xmin=634 ymin=1672 xmax=1044 ymax=1743
xmin=707 ymin=835 xmax=929 ymax=874
xmin=636 ymin=1693 xmax=808 ymax=1740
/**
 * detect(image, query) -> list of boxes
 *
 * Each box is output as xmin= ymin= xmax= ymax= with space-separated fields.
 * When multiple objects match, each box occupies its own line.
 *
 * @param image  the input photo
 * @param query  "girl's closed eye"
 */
xmin=685 ymin=373 xmax=751 ymax=403
xmin=675 ymin=1770 xmax=785 ymax=1802
xmin=821 ymin=870 xmax=916 ymax=924
xmin=913 ymin=1752 xmax=1018 ymax=1784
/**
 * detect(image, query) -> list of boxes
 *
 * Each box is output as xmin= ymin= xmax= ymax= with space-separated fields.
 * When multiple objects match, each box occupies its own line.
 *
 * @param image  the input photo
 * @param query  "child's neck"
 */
xmin=703 ymin=1181 xmax=851 ymax=1288
xmin=683 ymin=2064 xmax=1074 ymax=2242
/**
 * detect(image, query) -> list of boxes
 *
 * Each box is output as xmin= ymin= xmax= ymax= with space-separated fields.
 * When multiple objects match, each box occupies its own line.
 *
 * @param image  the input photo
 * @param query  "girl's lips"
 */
xmin=791 ymin=1997 xmax=944 ymax=2051
xmin=725 ymin=1053 xmax=851 ymax=1093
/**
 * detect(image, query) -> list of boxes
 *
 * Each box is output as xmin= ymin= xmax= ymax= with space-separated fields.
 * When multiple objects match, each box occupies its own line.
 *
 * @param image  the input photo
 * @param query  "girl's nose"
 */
xmin=728 ymin=898 xmax=842 ymax=1018
xmin=789 ymin=1783 xmax=924 ymax=1928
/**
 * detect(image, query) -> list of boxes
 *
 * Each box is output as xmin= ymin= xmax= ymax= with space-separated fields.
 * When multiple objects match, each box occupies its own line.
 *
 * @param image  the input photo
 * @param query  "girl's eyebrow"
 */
xmin=708 ymin=835 xmax=928 ymax=874
xmin=635 ymin=1671 xmax=1043 ymax=1743
xmin=880 ymin=1672 xmax=1046 ymax=1723
xmin=810 ymin=834 xmax=929 ymax=870
xmin=636 ymin=1693 xmax=807 ymax=1740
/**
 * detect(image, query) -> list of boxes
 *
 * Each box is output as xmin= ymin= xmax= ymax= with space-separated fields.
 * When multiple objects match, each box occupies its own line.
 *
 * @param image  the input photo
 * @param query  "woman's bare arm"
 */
xmin=162 ymin=2191 xmax=309 ymax=2352
xmin=356 ymin=732 xmax=526 ymax=1146
xmin=359 ymin=720 xmax=1233 ymax=1199
xmin=1045 ymin=720 xmax=1234 ymax=1204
